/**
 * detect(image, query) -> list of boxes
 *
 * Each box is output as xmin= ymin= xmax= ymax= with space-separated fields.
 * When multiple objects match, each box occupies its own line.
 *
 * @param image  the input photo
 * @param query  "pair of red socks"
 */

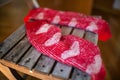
xmin=25 ymin=8 xmax=111 ymax=80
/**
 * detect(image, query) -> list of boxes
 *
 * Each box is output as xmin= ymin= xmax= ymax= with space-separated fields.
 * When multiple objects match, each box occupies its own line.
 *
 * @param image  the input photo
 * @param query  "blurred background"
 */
xmin=0 ymin=0 xmax=120 ymax=80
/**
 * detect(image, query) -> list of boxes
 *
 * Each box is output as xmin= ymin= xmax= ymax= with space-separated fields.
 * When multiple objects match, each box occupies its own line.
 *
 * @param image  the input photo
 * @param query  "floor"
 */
xmin=0 ymin=0 xmax=120 ymax=80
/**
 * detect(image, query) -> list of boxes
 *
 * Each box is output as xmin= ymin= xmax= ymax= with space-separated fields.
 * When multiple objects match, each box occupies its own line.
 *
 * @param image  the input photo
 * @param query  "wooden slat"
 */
xmin=71 ymin=68 xmax=90 ymax=80
xmin=71 ymin=28 xmax=91 ymax=80
xmin=0 ymin=25 xmax=25 ymax=58
xmin=52 ymin=62 xmax=72 ymax=79
xmin=52 ymin=26 xmax=73 ymax=79
xmin=3 ymin=37 xmax=31 ymax=63
xmin=84 ymin=31 xmax=98 ymax=45
xmin=18 ymin=47 xmax=41 ymax=69
xmin=72 ymin=28 xmax=85 ymax=38
xmin=61 ymin=26 xmax=73 ymax=35
xmin=34 ymin=55 xmax=55 ymax=74
xmin=25 ymin=0 xmax=39 ymax=9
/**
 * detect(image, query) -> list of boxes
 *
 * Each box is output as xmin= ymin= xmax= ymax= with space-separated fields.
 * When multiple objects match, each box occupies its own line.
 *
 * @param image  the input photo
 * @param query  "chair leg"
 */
xmin=10 ymin=68 xmax=27 ymax=80
xmin=0 ymin=63 xmax=28 ymax=80
xmin=0 ymin=63 xmax=17 ymax=80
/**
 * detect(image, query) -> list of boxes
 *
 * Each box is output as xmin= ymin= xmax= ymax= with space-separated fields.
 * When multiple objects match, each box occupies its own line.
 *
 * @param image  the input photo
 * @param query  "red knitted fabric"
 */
xmin=24 ymin=7 xmax=111 ymax=41
xmin=25 ymin=20 xmax=106 ymax=80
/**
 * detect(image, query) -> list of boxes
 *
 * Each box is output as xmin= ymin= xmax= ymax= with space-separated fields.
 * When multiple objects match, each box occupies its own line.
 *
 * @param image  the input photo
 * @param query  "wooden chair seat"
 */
xmin=0 ymin=0 xmax=98 ymax=80
xmin=0 ymin=24 xmax=98 ymax=80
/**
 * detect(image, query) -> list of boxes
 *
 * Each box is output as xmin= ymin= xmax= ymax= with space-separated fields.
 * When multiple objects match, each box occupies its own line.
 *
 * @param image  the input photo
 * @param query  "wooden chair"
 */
xmin=0 ymin=0 xmax=97 ymax=80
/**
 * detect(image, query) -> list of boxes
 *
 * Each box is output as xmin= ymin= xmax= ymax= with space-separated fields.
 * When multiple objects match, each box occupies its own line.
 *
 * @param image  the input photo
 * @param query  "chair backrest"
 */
xmin=25 ymin=0 xmax=39 ymax=9
xmin=24 ymin=0 xmax=93 ymax=14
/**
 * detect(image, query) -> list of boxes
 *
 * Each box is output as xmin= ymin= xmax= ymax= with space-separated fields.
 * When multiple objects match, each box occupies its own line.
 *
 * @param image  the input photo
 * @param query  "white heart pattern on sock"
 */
xmin=44 ymin=32 xmax=61 ymax=46
xmin=61 ymin=41 xmax=80 ymax=59
xmin=35 ymin=24 xmax=51 ymax=34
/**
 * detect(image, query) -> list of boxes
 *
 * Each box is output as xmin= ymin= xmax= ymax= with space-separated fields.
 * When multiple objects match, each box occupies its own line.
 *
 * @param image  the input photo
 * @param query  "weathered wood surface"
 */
xmin=84 ymin=31 xmax=98 ymax=45
xmin=52 ymin=62 xmax=72 ymax=79
xmin=4 ymin=37 xmax=31 ymax=63
xmin=0 ymin=25 xmax=25 ymax=58
xmin=34 ymin=55 xmax=55 ymax=74
xmin=72 ymin=28 xmax=85 ymax=38
xmin=61 ymin=26 xmax=73 ymax=35
xmin=0 ymin=25 xmax=98 ymax=80
xmin=18 ymin=47 xmax=41 ymax=69
xmin=71 ymin=68 xmax=90 ymax=80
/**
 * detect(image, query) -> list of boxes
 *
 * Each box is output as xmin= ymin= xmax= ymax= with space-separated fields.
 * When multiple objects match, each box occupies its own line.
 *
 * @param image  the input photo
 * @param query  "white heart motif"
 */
xmin=86 ymin=22 xmax=98 ymax=31
xmin=68 ymin=18 xmax=77 ymax=27
xmin=86 ymin=54 xmax=102 ymax=74
xmin=36 ymin=12 xmax=44 ymax=20
xmin=44 ymin=32 xmax=61 ymax=46
xmin=61 ymin=41 xmax=80 ymax=59
xmin=52 ymin=15 xmax=61 ymax=24
xmin=35 ymin=24 xmax=51 ymax=34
